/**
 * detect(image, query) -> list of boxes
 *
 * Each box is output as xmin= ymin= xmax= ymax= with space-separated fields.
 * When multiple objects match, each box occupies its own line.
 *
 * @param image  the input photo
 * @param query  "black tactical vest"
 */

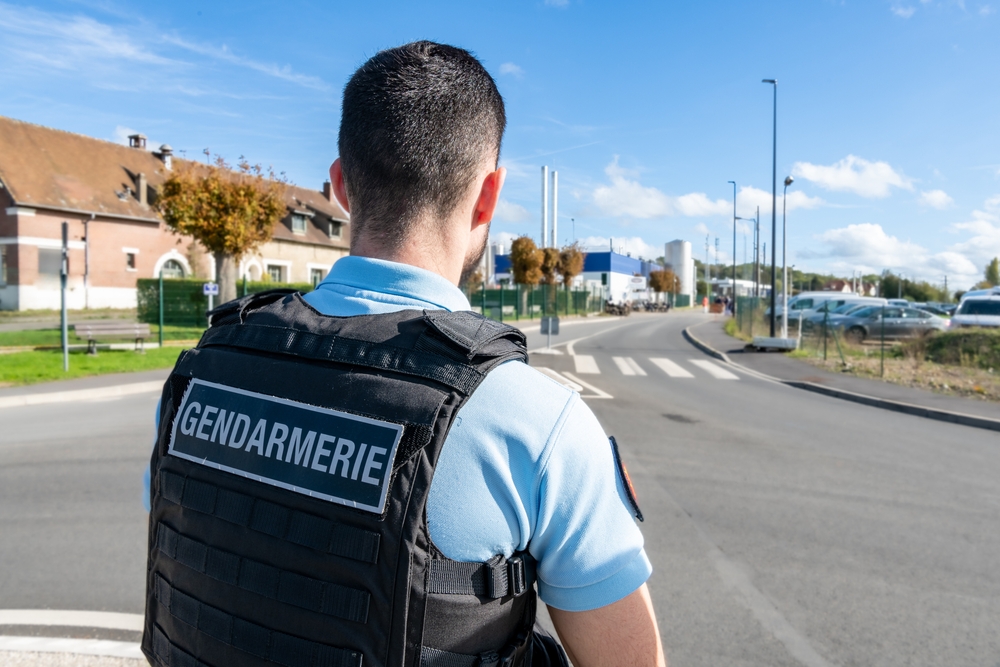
xmin=142 ymin=290 xmax=557 ymax=667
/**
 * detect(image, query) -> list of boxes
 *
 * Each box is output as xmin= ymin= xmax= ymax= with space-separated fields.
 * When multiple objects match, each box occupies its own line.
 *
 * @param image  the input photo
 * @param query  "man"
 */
xmin=144 ymin=41 xmax=664 ymax=667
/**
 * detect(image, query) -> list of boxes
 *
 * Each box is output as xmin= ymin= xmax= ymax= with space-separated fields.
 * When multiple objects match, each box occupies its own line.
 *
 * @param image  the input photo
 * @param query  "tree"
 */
xmin=509 ymin=236 xmax=543 ymax=286
xmin=540 ymin=247 xmax=561 ymax=286
xmin=649 ymin=269 xmax=679 ymax=295
xmin=558 ymin=243 xmax=585 ymax=289
xmin=986 ymin=257 xmax=1000 ymax=287
xmin=157 ymin=154 xmax=288 ymax=303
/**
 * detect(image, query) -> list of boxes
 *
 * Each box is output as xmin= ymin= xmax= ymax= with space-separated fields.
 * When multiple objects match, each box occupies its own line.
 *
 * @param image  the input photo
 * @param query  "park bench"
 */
xmin=73 ymin=321 xmax=151 ymax=354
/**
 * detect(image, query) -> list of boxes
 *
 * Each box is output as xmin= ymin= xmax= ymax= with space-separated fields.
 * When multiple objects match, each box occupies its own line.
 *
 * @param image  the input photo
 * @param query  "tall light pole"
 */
xmin=781 ymin=175 xmax=793 ymax=338
xmin=763 ymin=78 xmax=778 ymax=337
xmin=728 ymin=180 xmax=737 ymax=306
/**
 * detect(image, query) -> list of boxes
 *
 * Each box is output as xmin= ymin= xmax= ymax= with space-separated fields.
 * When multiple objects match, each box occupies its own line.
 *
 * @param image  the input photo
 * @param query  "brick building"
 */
xmin=0 ymin=116 xmax=350 ymax=311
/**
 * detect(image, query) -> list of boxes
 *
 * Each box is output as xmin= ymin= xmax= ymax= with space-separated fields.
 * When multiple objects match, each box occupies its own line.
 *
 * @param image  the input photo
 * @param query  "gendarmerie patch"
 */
xmin=609 ymin=436 xmax=643 ymax=522
xmin=169 ymin=379 xmax=403 ymax=514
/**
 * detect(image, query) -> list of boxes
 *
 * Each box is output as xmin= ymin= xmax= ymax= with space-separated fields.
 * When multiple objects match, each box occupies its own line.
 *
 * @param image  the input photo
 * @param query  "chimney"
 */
xmin=158 ymin=144 xmax=173 ymax=170
xmin=137 ymin=173 xmax=148 ymax=206
xmin=323 ymin=181 xmax=334 ymax=203
xmin=128 ymin=133 xmax=147 ymax=149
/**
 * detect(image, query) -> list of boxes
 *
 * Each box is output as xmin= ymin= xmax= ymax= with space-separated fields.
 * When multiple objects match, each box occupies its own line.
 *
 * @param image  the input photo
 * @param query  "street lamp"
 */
xmin=737 ymin=208 xmax=759 ymax=298
xmin=781 ymin=175 xmax=793 ymax=338
xmin=763 ymin=78 xmax=778 ymax=337
xmin=728 ymin=181 xmax=737 ymax=305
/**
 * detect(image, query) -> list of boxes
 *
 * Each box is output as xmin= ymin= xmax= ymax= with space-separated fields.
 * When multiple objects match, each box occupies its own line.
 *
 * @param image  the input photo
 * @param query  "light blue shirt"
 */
xmin=149 ymin=256 xmax=651 ymax=612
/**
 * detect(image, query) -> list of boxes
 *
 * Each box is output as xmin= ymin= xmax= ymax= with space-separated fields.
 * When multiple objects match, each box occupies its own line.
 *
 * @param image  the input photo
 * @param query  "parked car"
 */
xmin=801 ymin=301 xmax=883 ymax=332
xmin=950 ymin=295 xmax=1000 ymax=329
xmin=773 ymin=291 xmax=858 ymax=322
xmin=886 ymin=298 xmax=910 ymax=307
xmin=832 ymin=306 xmax=948 ymax=342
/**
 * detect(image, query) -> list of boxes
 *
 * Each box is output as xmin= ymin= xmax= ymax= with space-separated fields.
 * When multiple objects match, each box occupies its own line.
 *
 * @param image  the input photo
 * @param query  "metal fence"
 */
xmin=461 ymin=285 xmax=605 ymax=322
xmin=136 ymin=278 xmax=314 ymax=328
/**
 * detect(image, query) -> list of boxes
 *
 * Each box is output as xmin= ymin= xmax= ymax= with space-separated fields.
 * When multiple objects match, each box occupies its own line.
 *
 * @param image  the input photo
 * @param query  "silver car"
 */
xmin=828 ymin=306 xmax=949 ymax=342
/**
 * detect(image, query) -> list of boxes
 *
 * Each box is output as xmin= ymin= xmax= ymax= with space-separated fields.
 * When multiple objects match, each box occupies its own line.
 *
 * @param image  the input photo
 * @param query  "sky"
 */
xmin=1 ymin=0 xmax=998 ymax=290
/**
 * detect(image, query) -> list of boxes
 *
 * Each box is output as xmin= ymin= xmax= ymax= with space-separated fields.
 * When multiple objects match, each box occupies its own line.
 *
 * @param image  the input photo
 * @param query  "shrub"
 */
xmin=921 ymin=329 xmax=1000 ymax=369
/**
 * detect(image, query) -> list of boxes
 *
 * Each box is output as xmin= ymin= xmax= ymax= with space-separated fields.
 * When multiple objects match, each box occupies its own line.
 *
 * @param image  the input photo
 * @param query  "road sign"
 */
xmin=541 ymin=316 xmax=560 ymax=335
xmin=203 ymin=282 xmax=219 ymax=296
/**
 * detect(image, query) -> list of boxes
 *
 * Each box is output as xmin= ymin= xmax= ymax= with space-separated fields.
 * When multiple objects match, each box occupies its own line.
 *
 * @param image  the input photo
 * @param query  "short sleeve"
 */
xmin=529 ymin=395 xmax=652 ymax=611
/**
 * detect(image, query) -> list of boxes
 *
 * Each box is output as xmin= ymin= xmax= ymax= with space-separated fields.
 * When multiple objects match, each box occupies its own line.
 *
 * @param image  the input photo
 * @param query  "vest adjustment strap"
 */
xmin=427 ymin=553 xmax=534 ymax=599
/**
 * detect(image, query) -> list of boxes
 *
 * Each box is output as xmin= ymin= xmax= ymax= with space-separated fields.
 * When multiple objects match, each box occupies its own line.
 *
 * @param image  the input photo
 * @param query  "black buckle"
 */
xmin=485 ymin=555 xmax=507 ymax=599
xmin=507 ymin=556 xmax=526 ymax=596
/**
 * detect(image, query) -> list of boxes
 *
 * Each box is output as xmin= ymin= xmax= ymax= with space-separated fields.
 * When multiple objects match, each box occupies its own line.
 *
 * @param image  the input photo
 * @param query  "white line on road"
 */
xmin=649 ymin=358 xmax=695 ymax=378
xmin=0 ymin=610 xmax=143 ymax=631
xmin=562 ymin=372 xmax=613 ymax=399
xmin=689 ymin=359 xmax=740 ymax=380
xmin=0 ymin=381 xmax=163 ymax=409
xmin=613 ymin=356 xmax=636 ymax=375
xmin=0 ymin=636 xmax=143 ymax=659
xmin=625 ymin=357 xmax=647 ymax=376
xmin=573 ymin=355 xmax=601 ymax=374
xmin=534 ymin=367 xmax=584 ymax=392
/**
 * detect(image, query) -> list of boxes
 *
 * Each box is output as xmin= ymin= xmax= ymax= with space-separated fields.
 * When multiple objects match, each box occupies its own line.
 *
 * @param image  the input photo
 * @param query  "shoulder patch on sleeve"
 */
xmin=609 ymin=436 xmax=643 ymax=522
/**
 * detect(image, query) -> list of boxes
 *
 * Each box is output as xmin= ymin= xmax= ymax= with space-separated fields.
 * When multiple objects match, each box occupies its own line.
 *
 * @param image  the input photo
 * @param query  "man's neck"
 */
xmin=351 ymin=230 xmax=465 ymax=286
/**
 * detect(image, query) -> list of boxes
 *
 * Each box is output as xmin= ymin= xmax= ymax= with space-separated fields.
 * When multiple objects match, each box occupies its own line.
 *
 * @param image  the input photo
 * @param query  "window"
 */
xmin=958 ymin=300 xmax=1000 ymax=316
xmin=38 ymin=248 xmax=62 ymax=276
xmin=267 ymin=264 xmax=286 ymax=283
xmin=161 ymin=259 xmax=185 ymax=279
xmin=291 ymin=214 xmax=307 ymax=235
xmin=126 ymin=253 xmax=137 ymax=271
xmin=310 ymin=268 xmax=325 ymax=287
xmin=328 ymin=221 xmax=342 ymax=239
xmin=0 ymin=246 xmax=6 ymax=285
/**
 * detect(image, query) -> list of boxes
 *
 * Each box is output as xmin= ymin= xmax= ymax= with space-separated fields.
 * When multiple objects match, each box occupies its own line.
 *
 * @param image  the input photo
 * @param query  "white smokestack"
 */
xmin=551 ymin=170 xmax=558 ymax=249
xmin=541 ymin=166 xmax=549 ymax=248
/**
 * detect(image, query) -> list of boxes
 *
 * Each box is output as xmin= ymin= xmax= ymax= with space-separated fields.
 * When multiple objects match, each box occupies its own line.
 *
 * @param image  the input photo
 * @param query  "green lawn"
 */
xmin=0 ymin=326 xmax=205 ymax=348
xmin=0 ymin=347 xmax=185 ymax=386
xmin=0 ymin=307 xmax=136 ymax=322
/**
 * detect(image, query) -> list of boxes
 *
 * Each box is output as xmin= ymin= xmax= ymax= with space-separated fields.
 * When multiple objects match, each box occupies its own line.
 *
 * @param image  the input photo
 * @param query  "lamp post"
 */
xmin=781 ymin=175 xmax=793 ymax=338
xmin=728 ymin=181 xmax=737 ymax=307
xmin=763 ymin=78 xmax=778 ymax=337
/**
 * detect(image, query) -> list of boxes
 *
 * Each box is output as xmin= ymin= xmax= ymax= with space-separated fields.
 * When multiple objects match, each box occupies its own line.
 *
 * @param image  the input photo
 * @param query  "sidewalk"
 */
xmin=690 ymin=316 xmax=1000 ymax=423
xmin=0 ymin=369 xmax=169 ymax=408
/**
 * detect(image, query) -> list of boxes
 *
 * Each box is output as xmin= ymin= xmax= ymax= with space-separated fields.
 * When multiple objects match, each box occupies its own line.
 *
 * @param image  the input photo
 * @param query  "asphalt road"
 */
xmin=2 ymin=311 xmax=999 ymax=666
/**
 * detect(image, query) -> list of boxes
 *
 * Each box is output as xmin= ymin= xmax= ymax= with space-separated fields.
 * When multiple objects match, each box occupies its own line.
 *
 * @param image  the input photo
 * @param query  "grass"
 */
xmin=0 ymin=325 xmax=205 ymax=348
xmin=0 ymin=307 xmax=136 ymax=322
xmin=0 ymin=347 xmax=185 ymax=387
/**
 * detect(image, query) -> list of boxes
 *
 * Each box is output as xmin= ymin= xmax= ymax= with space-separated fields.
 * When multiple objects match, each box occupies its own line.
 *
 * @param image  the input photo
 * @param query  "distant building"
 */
xmin=663 ymin=240 xmax=695 ymax=304
xmin=0 ymin=116 xmax=349 ymax=311
xmin=823 ymin=279 xmax=877 ymax=296
xmin=494 ymin=249 xmax=660 ymax=302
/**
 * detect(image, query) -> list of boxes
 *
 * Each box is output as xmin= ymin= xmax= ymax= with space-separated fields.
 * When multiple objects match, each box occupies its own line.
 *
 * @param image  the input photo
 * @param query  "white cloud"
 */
xmin=112 ymin=125 xmax=163 ymax=150
xmin=791 ymin=155 xmax=913 ymax=198
xmin=980 ymin=5 xmax=995 ymax=15
xmin=493 ymin=198 xmax=530 ymax=223
xmin=498 ymin=62 xmax=523 ymax=77
xmin=162 ymin=36 xmax=328 ymax=91
xmin=592 ymin=157 xmax=731 ymax=218
xmin=918 ymin=189 xmax=954 ymax=209
xmin=737 ymin=185 xmax=826 ymax=217
xmin=579 ymin=235 xmax=661 ymax=260
xmin=892 ymin=5 xmax=917 ymax=17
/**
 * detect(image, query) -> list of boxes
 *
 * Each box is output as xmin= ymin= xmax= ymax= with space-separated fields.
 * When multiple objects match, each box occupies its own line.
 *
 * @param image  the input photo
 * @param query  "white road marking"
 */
xmin=613 ymin=357 xmax=647 ymax=376
xmin=0 ymin=381 xmax=163 ymax=409
xmin=534 ymin=367 xmax=584 ymax=392
xmin=0 ymin=610 xmax=143 ymax=631
xmin=0 ymin=636 xmax=143 ymax=659
xmin=574 ymin=355 xmax=600 ymax=374
xmin=689 ymin=359 xmax=740 ymax=380
xmin=650 ymin=358 xmax=695 ymax=378
xmin=562 ymin=372 xmax=613 ymax=399
xmin=625 ymin=357 xmax=647 ymax=375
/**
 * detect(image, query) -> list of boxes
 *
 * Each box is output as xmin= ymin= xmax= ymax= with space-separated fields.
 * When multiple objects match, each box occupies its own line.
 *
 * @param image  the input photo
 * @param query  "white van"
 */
xmin=776 ymin=292 xmax=857 ymax=323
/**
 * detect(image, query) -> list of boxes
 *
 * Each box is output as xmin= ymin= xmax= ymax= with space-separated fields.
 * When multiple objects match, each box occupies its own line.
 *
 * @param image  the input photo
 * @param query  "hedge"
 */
xmin=923 ymin=329 xmax=1000 ymax=369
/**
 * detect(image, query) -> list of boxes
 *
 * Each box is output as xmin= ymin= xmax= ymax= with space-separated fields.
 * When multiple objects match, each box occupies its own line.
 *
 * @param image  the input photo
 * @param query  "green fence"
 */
xmin=137 ymin=278 xmax=314 ymax=327
xmin=461 ymin=285 xmax=604 ymax=322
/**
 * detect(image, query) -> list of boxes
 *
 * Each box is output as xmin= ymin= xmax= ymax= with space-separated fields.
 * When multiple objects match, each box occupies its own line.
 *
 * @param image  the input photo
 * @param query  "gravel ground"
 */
xmin=0 ymin=653 xmax=145 ymax=667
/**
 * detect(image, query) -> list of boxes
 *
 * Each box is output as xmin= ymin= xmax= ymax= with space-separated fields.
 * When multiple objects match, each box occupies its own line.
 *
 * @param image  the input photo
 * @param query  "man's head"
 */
xmin=336 ymin=41 xmax=506 ymax=265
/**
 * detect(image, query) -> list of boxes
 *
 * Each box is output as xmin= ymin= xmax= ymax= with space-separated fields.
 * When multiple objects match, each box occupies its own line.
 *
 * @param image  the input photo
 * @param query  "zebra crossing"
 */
xmin=572 ymin=354 xmax=739 ymax=380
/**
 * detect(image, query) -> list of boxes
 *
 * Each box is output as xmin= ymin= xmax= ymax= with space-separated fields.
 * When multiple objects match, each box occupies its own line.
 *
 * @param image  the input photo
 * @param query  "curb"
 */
xmin=0 ymin=380 xmax=164 ymax=409
xmin=682 ymin=325 xmax=732 ymax=364
xmin=682 ymin=323 xmax=1000 ymax=433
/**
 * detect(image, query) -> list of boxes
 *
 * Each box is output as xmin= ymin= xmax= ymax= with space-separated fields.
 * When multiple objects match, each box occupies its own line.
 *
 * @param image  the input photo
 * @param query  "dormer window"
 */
xmin=328 ymin=221 xmax=342 ymax=239
xmin=291 ymin=214 xmax=307 ymax=235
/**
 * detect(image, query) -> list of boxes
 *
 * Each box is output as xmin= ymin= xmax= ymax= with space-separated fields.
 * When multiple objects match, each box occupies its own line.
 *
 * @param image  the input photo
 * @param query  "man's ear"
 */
xmin=472 ymin=166 xmax=506 ymax=229
xmin=329 ymin=158 xmax=351 ymax=213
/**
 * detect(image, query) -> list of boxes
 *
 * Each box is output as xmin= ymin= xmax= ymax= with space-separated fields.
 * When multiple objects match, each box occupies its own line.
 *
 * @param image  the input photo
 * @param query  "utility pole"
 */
xmin=541 ymin=166 xmax=549 ymax=248
xmin=705 ymin=235 xmax=711 ymax=294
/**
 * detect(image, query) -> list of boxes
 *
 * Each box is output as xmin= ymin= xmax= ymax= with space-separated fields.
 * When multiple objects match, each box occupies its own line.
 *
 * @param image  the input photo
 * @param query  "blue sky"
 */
xmin=2 ymin=0 xmax=998 ymax=289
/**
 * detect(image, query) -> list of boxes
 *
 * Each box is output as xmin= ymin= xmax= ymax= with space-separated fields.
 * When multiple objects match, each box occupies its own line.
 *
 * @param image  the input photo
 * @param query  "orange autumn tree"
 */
xmin=157 ymin=154 xmax=288 ymax=303
xmin=558 ymin=243 xmax=585 ymax=289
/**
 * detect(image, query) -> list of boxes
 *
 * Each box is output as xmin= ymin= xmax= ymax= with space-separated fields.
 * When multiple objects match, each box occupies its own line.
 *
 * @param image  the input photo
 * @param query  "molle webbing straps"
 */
xmin=159 ymin=471 xmax=380 ymax=564
xmin=427 ymin=555 xmax=534 ymax=599
xmin=153 ymin=574 xmax=362 ymax=667
xmin=156 ymin=523 xmax=370 ymax=624
xmin=198 ymin=324 xmax=486 ymax=395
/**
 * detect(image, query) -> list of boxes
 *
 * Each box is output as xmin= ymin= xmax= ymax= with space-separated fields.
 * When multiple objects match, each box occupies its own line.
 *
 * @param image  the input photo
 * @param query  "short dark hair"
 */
xmin=339 ymin=41 xmax=506 ymax=249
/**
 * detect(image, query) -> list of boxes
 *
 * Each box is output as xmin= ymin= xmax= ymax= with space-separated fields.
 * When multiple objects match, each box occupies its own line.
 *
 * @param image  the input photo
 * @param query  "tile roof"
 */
xmin=0 ymin=115 xmax=349 ymax=249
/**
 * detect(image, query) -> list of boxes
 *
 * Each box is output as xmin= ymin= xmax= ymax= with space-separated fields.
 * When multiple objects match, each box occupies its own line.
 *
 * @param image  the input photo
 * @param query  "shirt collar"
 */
xmin=319 ymin=256 xmax=472 ymax=312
